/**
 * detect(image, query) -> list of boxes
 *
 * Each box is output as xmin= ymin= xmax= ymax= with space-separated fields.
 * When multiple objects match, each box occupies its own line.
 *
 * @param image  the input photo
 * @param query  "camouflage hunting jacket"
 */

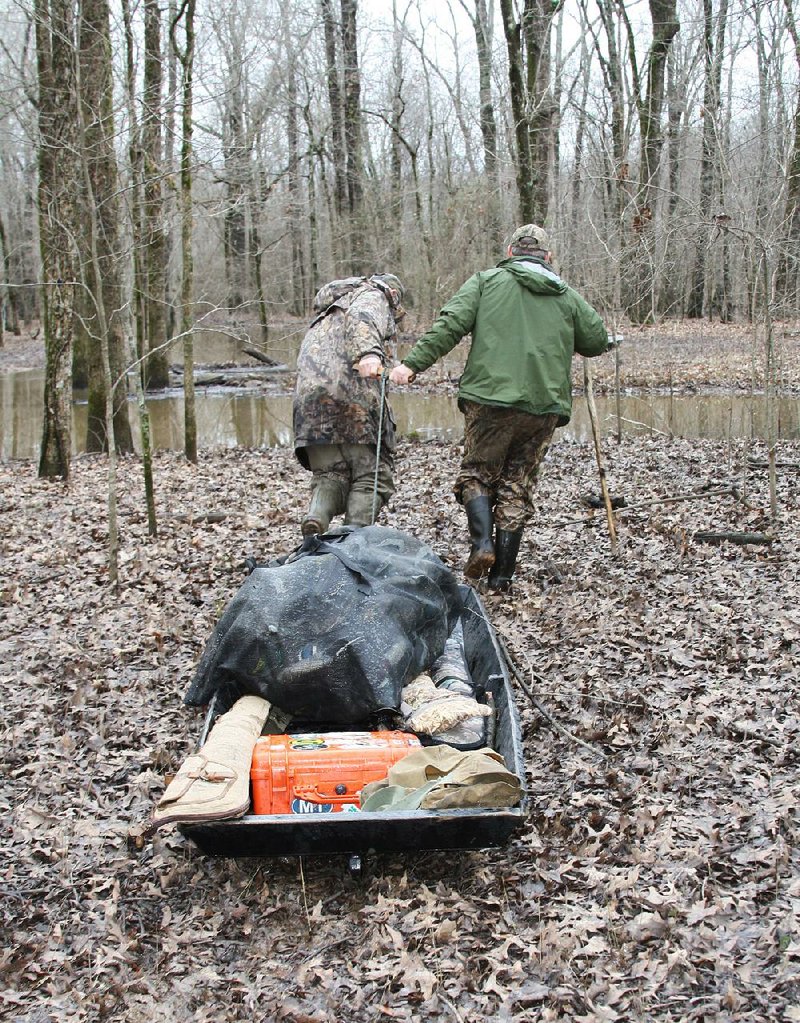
xmin=293 ymin=280 xmax=398 ymax=467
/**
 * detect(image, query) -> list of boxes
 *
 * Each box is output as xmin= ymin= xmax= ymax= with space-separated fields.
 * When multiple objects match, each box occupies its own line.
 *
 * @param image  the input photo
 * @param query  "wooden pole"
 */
xmin=583 ymin=358 xmax=618 ymax=553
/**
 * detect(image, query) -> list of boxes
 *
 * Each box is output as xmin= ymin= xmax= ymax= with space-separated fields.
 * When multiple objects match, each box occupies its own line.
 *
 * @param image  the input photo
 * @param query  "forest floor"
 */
xmin=1 ymin=322 xmax=799 ymax=1022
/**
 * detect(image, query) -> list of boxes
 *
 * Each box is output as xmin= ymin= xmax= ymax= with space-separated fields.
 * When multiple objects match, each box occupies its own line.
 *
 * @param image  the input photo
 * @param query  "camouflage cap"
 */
xmin=509 ymin=224 xmax=551 ymax=252
xmin=370 ymin=273 xmax=405 ymax=300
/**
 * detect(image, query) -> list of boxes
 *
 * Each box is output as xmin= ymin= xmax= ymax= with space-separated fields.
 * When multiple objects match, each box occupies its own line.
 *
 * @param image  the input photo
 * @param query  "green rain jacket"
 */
xmin=402 ymin=256 xmax=609 ymax=424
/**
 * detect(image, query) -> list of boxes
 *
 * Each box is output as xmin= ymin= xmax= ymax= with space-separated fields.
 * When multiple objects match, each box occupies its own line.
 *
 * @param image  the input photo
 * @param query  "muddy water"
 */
xmin=2 ymin=366 xmax=798 ymax=462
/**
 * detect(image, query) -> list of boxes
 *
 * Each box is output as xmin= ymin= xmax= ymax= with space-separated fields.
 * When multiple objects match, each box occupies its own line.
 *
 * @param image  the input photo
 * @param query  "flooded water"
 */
xmin=1 ymin=328 xmax=798 ymax=460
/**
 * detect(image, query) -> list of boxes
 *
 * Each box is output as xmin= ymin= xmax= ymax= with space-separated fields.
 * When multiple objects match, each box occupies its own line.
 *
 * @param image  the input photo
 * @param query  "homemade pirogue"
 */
xmin=149 ymin=526 xmax=528 ymax=866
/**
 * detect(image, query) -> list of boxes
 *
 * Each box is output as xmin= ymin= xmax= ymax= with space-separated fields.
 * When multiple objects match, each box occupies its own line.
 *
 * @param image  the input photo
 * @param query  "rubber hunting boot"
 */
xmin=344 ymin=489 xmax=381 ymax=527
xmin=488 ymin=529 xmax=523 ymax=592
xmin=301 ymin=480 xmax=344 ymax=536
xmin=464 ymin=496 xmax=495 ymax=579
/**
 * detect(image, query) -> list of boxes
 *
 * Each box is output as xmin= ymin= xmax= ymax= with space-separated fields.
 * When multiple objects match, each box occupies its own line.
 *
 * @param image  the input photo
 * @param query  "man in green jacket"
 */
xmin=388 ymin=225 xmax=611 ymax=592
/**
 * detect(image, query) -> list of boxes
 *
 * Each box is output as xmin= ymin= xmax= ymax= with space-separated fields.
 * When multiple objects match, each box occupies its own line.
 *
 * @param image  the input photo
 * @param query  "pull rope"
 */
xmin=371 ymin=370 xmax=388 ymax=525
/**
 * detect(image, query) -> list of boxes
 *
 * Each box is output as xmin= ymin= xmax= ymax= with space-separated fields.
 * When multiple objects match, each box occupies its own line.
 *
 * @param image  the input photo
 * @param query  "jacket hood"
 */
xmin=499 ymin=256 xmax=567 ymax=296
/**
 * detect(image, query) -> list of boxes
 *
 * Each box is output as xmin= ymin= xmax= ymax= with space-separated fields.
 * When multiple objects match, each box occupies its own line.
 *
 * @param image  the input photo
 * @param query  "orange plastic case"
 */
xmin=250 ymin=731 xmax=422 ymax=815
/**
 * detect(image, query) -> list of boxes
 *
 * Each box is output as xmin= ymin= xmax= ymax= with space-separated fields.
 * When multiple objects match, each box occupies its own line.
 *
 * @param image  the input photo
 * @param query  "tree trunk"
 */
xmin=35 ymin=0 xmax=80 ymax=481
xmin=302 ymin=108 xmax=322 ymax=302
xmin=779 ymin=0 xmax=800 ymax=312
xmin=500 ymin=0 xmax=559 ymax=224
xmin=666 ymin=47 xmax=683 ymax=221
xmin=387 ymin=0 xmax=405 ymax=267
xmin=172 ymin=0 xmax=197 ymax=464
xmin=143 ymin=0 xmax=170 ymax=387
xmin=249 ymin=151 xmax=270 ymax=344
xmin=285 ymin=44 xmax=306 ymax=315
xmin=75 ymin=43 xmax=123 ymax=584
xmin=121 ymin=0 xmax=146 ymax=374
xmin=474 ymin=0 xmax=497 ymax=188
xmin=0 ymin=212 xmax=20 ymax=341
xmin=341 ymin=0 xmax=366 ymax=270
xmin=584 ymin=0 xmax=628 ymax=309
xmin=223 ymin=61 xmax=248 ymax=315
xmin=78 ymin=0 xmax=134 ymax=454
xmin=462 ymin=0 xmax=500 ymax=239
xmin=566 ymin=37 xmax=591 ymax=280
xmin=164 ymin=0 xmax=179 ymax=346
xmin=688 ymin=0 xmax=727 ymax=319
xmin=119 ymin=0 xmax=158 ymax=535
xmin=320 ymin=0 xmax=347 ymax=270
xmin=624 ymin=0 xmax=680 ymax=323
xmin=500 ymin=0 xmax=533 ymax=221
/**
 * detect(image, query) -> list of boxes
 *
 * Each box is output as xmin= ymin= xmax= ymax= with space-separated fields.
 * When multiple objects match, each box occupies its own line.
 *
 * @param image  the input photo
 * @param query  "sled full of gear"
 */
xmin=150 ymin=526 xmax=527 ymax=863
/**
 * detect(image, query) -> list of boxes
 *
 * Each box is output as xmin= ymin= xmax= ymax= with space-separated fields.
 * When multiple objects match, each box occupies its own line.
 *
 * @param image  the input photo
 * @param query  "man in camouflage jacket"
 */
xmin=388 ymin=226 xmax=613 ymax=592
xmin=293 ymin=273 xmax=405 ymax=536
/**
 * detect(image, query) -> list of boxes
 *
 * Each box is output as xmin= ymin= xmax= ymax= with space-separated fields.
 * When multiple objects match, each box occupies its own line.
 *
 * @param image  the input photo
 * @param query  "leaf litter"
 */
xmin=1 ymin=325 xmax=799 ymax=1022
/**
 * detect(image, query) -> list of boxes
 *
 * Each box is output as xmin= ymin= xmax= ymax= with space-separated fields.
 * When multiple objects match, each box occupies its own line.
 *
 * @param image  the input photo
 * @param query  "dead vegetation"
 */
xmin=1 ymin=325 xmax=799 ymax=1022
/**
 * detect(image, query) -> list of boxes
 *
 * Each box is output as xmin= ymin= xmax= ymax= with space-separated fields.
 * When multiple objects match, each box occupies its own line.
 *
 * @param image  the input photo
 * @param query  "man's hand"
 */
xmin=389 ymin=364 xmax=416 ymax=386
xmin=357 ymin=355 xmax=383 ymax=379
xmin=606 ymin=334 xmax=624 ymax=350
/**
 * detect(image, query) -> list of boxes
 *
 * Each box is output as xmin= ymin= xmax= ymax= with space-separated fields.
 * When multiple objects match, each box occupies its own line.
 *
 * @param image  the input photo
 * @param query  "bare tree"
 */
xmin=142 ymin=0 xmax=170 ymax=388
xmin=779 ymin=0 xmax=800 ymax=311
xmin=75 ymin=33 xmax=122 ymax=583
xmin=687 ymin=0 xmax=728 ymax=320
xmin=579 ymin=0 xmax=630 ymax=309
xmin=284 ymin=21 xmax=306 ymax=314
xmin=620 ymin=0 xmax=680 ymax=322
xmin=172 ymin=0 xmax=197 ymax=463
xmin=320 ymin=0 xmax=347 ymax=258
xmin=0 ymin=205 xmax=23 ymax=338
xmin=387 ymin=0 xmax=408 ymax=268
xmin=78 ymin=0 xmax=134 ymax=454
xmin=248 ymin=132 xmax=270 ymax=343
xmin=0 ymin=212 xmax=9 ymax=346
xmin=341 ymin=0 xmax=367 ymax=268
xmin=219 ymin=15 xmax=250 ymax=315
xmin=500 ymin=0 xmax=560 ymax=223
xmin=471 ymin=0 xmax=498 ymax=192
xmin=565 ymin=32 xmax=592 ymax=280
xmin=35 ymin=0 xmax=80 ymax=480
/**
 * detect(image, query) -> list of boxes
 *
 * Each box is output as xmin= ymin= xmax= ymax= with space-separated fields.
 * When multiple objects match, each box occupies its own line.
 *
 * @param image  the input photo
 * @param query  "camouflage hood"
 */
xmin=313 ymin=275 xmax=405 ymax=318
xmin=312 ymin=277 xmax=368 ymax=314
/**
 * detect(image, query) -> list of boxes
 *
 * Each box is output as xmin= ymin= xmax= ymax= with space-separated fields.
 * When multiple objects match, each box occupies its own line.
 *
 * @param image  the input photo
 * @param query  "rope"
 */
xmin=371 ymin=370 xmax=388 ymax=525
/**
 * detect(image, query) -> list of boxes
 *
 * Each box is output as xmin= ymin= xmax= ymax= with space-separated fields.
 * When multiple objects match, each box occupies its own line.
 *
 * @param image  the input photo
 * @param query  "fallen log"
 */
xmin=172 ymin=511 xmax=229 ymax=524
xmin=694 ymin=531 xmax=774 ymax=546
xmin=242 ymin=344 xmax=280 ymax=366
xmin=555 ymin=486 xmax=737 ymax=529
xmin=748 ymin=459 xmax=800 ymax=470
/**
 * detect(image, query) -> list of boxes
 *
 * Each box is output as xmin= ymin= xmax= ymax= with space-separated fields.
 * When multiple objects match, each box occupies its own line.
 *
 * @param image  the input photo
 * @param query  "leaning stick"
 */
xmin=583 ymin=358 xmax=618 ymax=552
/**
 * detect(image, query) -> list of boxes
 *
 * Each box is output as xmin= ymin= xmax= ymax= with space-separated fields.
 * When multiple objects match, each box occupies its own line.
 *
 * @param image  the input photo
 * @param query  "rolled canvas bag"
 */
xmin=147 ymin=695 xmax=270 ymax=833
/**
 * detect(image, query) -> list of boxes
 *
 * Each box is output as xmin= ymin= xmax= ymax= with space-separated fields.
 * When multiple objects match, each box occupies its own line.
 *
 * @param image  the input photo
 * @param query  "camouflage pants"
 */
xmin=305 ymin=443 xmax=395 ymax=524
xmin=455 ymin=401 xmax=559 ymax=532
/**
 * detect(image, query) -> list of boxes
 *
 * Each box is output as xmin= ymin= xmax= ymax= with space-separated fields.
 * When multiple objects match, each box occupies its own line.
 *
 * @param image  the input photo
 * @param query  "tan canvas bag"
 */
xmin=147 ymin=695 xmax=270 ymax=834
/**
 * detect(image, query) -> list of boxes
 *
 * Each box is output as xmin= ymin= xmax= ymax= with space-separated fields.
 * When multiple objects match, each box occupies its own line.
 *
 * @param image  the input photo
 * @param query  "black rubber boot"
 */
xmin=464 ymin=496 xmax=495 ymax=579
xmin=488 ymin=529 xmax=523 ymax=592
xmin=301 ymin=480 xmax=345 ymax=536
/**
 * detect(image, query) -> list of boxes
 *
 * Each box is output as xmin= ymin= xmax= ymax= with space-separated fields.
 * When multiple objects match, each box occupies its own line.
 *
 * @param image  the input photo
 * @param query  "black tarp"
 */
xmin=184 ymin=526 xmax=463 ymax=725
